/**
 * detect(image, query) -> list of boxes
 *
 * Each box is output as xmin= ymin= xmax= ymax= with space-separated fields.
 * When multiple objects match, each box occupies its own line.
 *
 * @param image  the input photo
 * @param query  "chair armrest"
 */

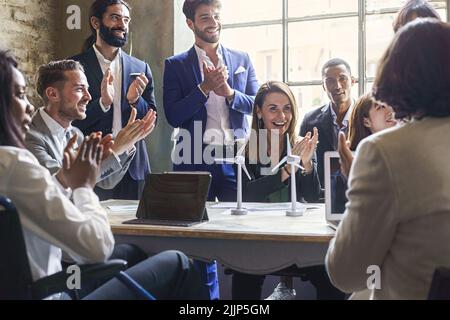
xmin=31 ymin=259 xmax=128 ymax=299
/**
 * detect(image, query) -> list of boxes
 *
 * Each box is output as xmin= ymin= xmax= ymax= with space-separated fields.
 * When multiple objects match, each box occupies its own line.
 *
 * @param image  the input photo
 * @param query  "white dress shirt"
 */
xmin=93 ymin=44 xmax=123 ymax=138
xmin=39 ymin=107 xmax=122 ymax=165
xmin=0 ymin=147 xmax=114 ymax=282
xmin=327 ymin=101 xmax=355 ymax=148
xmin=195 ymin=45 xmax=234 ymax=146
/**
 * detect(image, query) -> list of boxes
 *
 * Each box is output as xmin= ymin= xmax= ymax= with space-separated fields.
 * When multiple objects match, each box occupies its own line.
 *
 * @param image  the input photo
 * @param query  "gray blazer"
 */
xmin=25 ymin=110 xmax=135 ymax=190
xmin=325 ymin=117 xmax=450 ymax=299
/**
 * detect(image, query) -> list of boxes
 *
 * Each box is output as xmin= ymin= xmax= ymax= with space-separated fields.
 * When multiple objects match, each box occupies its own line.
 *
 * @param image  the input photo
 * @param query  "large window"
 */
xmin=221 ymin=0 xmax=448 ymax=118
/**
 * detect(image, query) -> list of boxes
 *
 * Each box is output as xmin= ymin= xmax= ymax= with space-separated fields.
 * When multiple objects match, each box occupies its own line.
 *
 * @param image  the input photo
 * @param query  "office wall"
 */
xmin=127 ymin=0 xmax=174 ymax=173
xmin=0 ymin=0 xmax=61 ymax=105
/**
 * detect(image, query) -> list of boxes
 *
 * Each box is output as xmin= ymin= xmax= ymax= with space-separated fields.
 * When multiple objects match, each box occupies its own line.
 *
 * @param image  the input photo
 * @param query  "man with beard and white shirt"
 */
xmin=70 ymin=0 xmax=157 ymax=200
xmin=163 ymin=0 xmax=259 ymax=300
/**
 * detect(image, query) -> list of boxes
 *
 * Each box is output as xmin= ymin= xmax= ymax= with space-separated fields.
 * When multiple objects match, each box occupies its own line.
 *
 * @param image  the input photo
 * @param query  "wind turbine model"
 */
xmin=215 ymin=141 xmax=252 ymax=215
xmin=271 ymin=134 xmax=305 ymax=217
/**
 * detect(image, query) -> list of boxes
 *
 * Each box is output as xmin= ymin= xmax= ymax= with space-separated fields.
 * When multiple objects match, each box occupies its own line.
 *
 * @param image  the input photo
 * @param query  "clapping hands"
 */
xmin=111 ymin=107 xmax=157 ymax=156
xmin=57 ymin=132 xmax=103 ymax=190
xmin=291 ymin=127 xmax=318 ymax=173
xmin=127 ymin=73 xmax=149 ymax=105
xmin=200 ymin=61 xmax=234 ymax=98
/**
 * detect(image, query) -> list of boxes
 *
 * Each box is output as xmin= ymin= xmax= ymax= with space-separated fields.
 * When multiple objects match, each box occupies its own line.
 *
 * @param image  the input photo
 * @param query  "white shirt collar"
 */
xmin=194 ymin=44 xmax=223 ymax=68
xmin=92 ymin=44 xmax=121 ymax=65
xmin=328 ymin=100 xmax=355 ymax=126
xmin=39 ymin=108 xmax=71 ymax=138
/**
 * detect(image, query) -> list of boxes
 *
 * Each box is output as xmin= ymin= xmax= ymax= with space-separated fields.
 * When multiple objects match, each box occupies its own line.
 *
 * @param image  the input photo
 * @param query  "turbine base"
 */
xmin=231 ymin=208 xmax=248 ymax=216
xmin=286 ymin=209 xmax=304 ymax=217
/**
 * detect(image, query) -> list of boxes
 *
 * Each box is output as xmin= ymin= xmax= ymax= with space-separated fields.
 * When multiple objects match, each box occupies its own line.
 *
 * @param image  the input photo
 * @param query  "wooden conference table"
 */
xmin=104 ymin=200 xmax=335 ymax=275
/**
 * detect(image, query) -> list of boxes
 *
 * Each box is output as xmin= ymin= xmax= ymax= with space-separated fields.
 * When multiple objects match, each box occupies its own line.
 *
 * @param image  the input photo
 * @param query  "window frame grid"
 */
xmin=222 ymin=0 xmax=448 ymax=96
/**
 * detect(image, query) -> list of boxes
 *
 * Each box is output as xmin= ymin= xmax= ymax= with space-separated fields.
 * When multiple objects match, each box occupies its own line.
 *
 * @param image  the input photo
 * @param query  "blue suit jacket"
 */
xmin=163 ymin=45 xmax=259 ymax=170
xmin=71 ymin=48 xmax=157 ymax=181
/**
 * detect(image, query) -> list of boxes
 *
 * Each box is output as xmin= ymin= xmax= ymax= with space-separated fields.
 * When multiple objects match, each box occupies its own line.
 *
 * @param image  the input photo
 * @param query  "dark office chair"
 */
xmin=0 ymin=196 xmax=155 ymax=300
xmin=428 ymin=267 xmax=450 ymax=300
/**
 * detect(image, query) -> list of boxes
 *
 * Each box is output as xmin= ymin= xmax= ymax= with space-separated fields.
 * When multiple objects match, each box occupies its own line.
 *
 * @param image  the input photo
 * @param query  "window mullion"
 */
xmin=447 ymin=0 xmax=450 ymax=21
xmin=359 ymin=0 xmax=366 ymax=95
xmin=283 ymin=0 xmax=289 ymax=83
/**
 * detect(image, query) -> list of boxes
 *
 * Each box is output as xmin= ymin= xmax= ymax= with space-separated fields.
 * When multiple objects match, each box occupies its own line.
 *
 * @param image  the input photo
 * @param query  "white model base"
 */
xmin=286 ymin=209 xmax=304 ymax=217
xmin=231 ymin=208 xmax=248 ymax=216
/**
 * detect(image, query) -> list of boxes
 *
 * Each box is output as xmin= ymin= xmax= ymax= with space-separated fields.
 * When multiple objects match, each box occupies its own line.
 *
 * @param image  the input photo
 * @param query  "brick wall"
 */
xmin=0 ymin=0 xmax=60 ymax=105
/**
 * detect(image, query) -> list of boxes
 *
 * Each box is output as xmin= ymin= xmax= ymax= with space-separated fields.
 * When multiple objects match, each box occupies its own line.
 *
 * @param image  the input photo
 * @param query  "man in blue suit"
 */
xmin=164 ymin=0 xmax=259 ymax=202
xmin=163 ymin=0 xmax=259 ymax=300
xmin=71 ymin=0 xmax=156 ymax=200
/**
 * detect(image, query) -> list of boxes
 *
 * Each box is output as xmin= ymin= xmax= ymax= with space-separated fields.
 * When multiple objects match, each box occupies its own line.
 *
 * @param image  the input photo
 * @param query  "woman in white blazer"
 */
xmin=326 ymin=18 xmax=450 ymax=299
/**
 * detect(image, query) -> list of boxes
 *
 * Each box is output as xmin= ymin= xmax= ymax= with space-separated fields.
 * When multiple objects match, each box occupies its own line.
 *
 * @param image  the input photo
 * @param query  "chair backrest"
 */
xmin=428 ymin=267 xmax=450 ymax=300
xmin=0 ymin=196 xmax=34 ymax=299
xmin=0 ymin=196 xmax=154 ymax=300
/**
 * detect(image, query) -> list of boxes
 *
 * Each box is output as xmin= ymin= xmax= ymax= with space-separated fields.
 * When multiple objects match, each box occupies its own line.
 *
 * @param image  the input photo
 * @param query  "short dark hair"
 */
xmin=393 ymin=0 xmax=440 ymax=33
xmin=182 ymin=0 xmax=221 ymax=21
xmin=321 ymin=58 xmax=352 ymax=78
xmin=36 ymin=60 xmax=85 ymax=103
xmin=0 ymin=50 xmax=24 ymax=148
xmin=373 ymin=18 xmax=450 ymax=119
xmin=83 ymin=0 xmax=131 ymax=52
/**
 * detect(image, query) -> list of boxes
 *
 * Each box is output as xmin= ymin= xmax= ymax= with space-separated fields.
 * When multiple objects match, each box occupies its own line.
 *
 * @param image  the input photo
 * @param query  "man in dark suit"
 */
xmin=300 ymin=58 xmax=356 ymax=186
xmin=70 ymin=0 xmax=157 ymax=200
xmin=163 ymin=0 xmax=259 ymax=300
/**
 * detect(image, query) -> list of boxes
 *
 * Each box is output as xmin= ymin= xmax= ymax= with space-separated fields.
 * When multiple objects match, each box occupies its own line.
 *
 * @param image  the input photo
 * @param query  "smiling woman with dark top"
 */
xmin=232 ymin=81 xmax=344 ymax=301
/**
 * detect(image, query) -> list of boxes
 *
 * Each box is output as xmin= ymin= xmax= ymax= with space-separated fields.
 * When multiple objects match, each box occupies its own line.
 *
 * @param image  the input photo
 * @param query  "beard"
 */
xmin=99 ymin=22 xmax=128 ymax=48
xmin=193 ymin=25 xmax=221 ymax=44
xmin=59 ymin=99 xmax=88 ymax=122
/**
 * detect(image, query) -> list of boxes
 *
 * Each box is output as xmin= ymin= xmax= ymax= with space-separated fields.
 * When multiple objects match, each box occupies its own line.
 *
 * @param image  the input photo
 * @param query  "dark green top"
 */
xmin=239 ymin=152 xmax=321 ymax=203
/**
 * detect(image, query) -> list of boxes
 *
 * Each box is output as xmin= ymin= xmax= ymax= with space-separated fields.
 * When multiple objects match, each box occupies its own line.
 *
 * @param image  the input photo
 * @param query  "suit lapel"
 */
xmin=121 ymin=52 xmax=131 ymax=112
xmin=188 ymin=46 xmax=201 ymax=85
xmin=221 ymin=45 xmax=234 ymax=88
xmin=318 ymin=105 xmax=335 ymax=150
xmin=83 ymin=48 xmax=104 ymax=86
xmin=31 ymin=111 xmax=64 ymax=165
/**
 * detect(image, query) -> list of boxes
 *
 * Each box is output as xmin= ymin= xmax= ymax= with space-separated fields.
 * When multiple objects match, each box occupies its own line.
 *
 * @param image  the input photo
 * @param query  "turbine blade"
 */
xmin=271 ymin=157 xmax=287 ymax=173
xmin=215 ymin=158 xmax=235 ymax=164
xmin=242 ymin=164 xmax=252 ymax=180
xmin=294 ymin=163 xmax=306 ymax=171
xmin=237 ymin=142 xmax=246 ymax=156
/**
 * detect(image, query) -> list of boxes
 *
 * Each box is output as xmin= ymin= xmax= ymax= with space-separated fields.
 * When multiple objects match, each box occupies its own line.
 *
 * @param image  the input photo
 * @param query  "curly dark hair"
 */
xmin=373 ymin=18 xmax=450 ymax=119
